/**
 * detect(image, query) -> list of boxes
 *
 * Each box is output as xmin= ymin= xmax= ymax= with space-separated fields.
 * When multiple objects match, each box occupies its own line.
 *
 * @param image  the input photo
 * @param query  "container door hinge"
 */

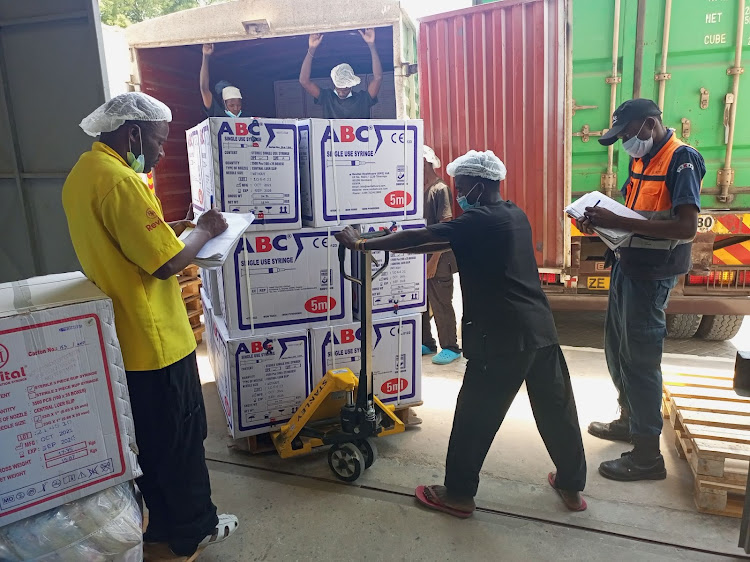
xmin=573 ymin=124 xmax=605 ymax=143
xmin=681 ymin=118 xmax=691 ymax=139
xmin=600 ymin=172 xmax=617 ymax=195
xmin=716 ymin=168 xmax=735 ymax=203
xmin=700 ymin=87 xmax=710 ymax=109
xmin=399 ymin=63 xmax=418 ymax=77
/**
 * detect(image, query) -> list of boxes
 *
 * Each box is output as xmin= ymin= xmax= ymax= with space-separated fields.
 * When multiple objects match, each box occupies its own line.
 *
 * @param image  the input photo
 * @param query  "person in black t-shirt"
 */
xmin=299 ymin=29 xmax=381 ymax=119
xmin=335 ymin=150 xmax=587 ymax=518
xmin=199 ymin=44 xmax=243 ymax=118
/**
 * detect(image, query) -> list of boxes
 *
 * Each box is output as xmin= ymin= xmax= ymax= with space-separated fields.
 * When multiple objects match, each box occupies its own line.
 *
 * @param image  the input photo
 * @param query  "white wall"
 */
xmin=101 ymin=24 xmax=131 ymax=98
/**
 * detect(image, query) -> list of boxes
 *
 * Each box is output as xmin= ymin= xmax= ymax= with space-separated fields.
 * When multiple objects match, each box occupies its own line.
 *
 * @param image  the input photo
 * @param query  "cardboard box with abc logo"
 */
xmin=352 ymin=220 xmax=427 ymax=319
xmin=300 ymin=119 xmax=424 ymax=226
xmin=209 ymin=313 xmax=312 ymax=439
xmin=186 ymin=117 xmax=303 ymax=231
xmin=0 ymin=273 xmax=138 ymax=526
xmin=217 ymin=227 xmax=351 ymax=338
xmin=310 ymin=315 xmax=422 ymax=408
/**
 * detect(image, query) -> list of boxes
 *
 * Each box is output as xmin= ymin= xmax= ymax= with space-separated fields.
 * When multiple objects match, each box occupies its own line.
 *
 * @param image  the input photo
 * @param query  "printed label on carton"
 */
xmin=216 ymin=120 xmax=299 ymax=224
xmin=224 ymin=229 xmax=349 ymax=334
xmin=312 ymin=316 xmax=421 ymax=405
xmin=354 ymin=221 xmax=427 ymax=317
xmin=0 ymin=314 xmax=126 ymax=521
xmin=233 ymin=334 xmax=310 ymax=433
xmin=303 ymin=119 xmax=424 ymax=226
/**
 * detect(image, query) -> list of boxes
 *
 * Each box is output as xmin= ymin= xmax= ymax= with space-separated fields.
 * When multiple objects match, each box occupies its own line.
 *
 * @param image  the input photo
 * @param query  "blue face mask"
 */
xmin=126 ymin=125 xmax=145 ymax=173
xmin=225 ymin=109 xmax=242 ymax=118
xmin=456 ymin=183 xmax=483 ymax=212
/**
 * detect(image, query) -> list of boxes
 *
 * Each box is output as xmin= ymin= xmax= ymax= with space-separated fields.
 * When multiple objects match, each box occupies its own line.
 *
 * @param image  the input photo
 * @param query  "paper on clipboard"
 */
xmin=564 ymin=191 xmax=646 ymax=250
xmin=179 ymin=212 xmax=254 ymax=268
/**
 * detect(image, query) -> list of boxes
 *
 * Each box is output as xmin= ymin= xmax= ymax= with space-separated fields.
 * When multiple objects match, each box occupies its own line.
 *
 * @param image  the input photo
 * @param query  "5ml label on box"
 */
xmin=301 ymin=119 xmax=424 ymax=226
xmin=311 ymin=315 xmax=421 ymax=407
xmin=221 ymin=228 xmax=351 ymax=337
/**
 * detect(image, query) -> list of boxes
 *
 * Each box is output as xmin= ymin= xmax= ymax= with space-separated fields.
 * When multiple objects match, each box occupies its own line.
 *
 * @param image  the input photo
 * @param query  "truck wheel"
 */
xmin=666 ymin=314 xmax=703 ymax=339
xmin=695 ymin=315 xmax=744 ymax=341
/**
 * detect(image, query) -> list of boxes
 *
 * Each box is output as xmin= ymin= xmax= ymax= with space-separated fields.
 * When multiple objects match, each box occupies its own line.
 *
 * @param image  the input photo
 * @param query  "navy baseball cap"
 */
xmin=599 ymin=98 xmax=662 ymax=146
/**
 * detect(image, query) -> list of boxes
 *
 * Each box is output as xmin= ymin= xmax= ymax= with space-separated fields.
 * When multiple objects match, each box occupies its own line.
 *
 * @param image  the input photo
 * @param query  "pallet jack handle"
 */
xmin=337 ymin=230 xmax=391 ymax=284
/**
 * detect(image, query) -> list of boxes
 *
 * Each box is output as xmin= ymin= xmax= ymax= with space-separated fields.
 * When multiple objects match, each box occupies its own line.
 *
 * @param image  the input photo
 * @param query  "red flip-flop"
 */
xmin=414 ymin=485 xmax=474 ymax=519
xmin=547 ymin=472 xmax=587 ymax=512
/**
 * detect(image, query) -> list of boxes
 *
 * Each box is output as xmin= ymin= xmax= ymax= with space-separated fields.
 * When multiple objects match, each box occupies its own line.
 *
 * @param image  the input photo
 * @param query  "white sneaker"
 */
xmin=198 ymin=513 xmax=239 ymax=548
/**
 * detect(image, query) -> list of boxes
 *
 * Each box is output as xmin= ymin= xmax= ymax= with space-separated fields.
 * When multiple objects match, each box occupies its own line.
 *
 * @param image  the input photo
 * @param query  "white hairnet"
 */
xmin=79 ymin=92 xmax=172 ymax=137
xmin=222 ymin=86 xmax=242 ymax=101
xmin=330 ymin=63 xmax=361 ymax=89
xmin=423 ymin=145 xmax=441 ymax=168
xmin=446 ymin=150 xmax=506 ymax=181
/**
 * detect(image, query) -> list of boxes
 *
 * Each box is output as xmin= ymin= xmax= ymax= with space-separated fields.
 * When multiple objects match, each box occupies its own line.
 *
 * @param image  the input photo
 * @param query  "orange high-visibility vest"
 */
xmin=621 ymin=133 xmax=695 ymax=251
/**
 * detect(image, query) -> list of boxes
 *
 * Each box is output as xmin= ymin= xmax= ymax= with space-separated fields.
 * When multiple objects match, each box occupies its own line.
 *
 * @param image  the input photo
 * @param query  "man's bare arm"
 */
xmin=336 ymin=225 xmax=449 ymax=253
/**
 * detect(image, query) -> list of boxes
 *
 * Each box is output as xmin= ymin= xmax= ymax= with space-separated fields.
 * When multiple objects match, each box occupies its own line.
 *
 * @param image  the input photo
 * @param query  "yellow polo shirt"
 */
xmin=62 ymin=142 xmax=196 ymax=371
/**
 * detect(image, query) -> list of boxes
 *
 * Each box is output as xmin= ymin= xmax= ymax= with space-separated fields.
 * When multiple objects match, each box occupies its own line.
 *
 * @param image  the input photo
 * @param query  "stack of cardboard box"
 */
xmin=188 ymin=117 xmax=426 ymax=439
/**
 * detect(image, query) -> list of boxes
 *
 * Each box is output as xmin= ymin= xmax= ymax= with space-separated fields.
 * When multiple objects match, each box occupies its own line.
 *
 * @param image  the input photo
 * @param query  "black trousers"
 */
xmin=126 ymin=351 xmax=218 ymax=555
xmin=444 ymin=344 xmax=587 ymax=497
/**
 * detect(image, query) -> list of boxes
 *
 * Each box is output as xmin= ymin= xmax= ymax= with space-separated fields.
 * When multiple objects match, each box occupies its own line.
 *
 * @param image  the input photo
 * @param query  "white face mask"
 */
xmin=622 ymin=119 xmax=654 ymax=159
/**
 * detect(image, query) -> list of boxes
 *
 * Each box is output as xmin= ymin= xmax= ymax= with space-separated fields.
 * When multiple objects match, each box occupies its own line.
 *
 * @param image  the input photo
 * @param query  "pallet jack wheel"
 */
xmin=357 ymin=438 xmax=378 ymax=469
xmin=328 ymin=443 xmax=366 ymax=482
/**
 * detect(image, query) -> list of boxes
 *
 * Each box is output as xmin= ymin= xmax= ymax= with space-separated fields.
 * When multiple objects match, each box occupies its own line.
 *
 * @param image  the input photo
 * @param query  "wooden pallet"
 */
xmin=179 ymin=277 xmax=202 ymax=299
xmin=178 ymin=264 xmax=200 ymax=280
xmin=178 ymin=266 xmax=204 ymax=344
xmin=663 ymin=370 xmax=750 ymax=518
xmin=193 ymin=324 xmax=206 ymax=344
xmin=184 ymin=293 xmax=202 ymax=312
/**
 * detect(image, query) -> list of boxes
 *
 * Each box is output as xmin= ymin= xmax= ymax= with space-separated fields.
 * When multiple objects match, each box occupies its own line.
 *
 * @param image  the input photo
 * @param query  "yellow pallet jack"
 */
xmin=271 ymin=231 xmax=405 ymax=481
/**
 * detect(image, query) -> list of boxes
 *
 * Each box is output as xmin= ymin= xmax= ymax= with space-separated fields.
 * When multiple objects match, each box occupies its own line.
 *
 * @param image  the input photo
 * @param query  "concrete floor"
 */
xmin=191 ymin=330 xmax=749 ymax=561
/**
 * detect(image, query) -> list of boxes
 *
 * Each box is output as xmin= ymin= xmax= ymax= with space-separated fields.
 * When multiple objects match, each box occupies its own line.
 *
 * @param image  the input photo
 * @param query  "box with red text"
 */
xmin=218 ymin=228 xmax=351 ymax=338
xmin=310 ymin=315 xmax=421 ymax=408
xmin=300 ymin=119 xmax=424 ymax=226
xmin=0 ymin=273 xmax=138 ymax=526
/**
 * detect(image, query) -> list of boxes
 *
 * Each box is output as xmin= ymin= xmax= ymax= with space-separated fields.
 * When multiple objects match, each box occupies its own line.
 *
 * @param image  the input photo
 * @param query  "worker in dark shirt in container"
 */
xmin=335 ymin=150 xmax=588 ymax=518
xmin=200 ymin=43 xmax=243 ymax=118
xmin=299 ymin=28 xmax=382 ymax=119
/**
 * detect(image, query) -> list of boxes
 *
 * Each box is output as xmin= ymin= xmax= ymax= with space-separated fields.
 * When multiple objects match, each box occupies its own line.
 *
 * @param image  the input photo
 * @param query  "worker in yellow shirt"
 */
xmin=62 ymin=92 xmax=238 ymax=557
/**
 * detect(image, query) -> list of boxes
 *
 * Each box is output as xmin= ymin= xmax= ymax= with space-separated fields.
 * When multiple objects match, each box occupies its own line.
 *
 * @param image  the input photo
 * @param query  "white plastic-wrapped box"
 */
xmin=0 ymin=481 xmax=142 ymax=561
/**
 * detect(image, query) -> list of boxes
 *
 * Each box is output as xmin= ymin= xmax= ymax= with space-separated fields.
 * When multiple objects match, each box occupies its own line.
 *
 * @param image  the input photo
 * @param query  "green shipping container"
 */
xmin=471 ymin=0 xmax=750 ymax=340
xmin=470 ymin=0 xmax=749 ymax=206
